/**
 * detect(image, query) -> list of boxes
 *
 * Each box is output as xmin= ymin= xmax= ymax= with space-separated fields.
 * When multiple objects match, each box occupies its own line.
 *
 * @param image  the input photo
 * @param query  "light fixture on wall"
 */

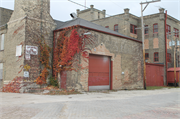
xmin=83 ymin=32 xmax=91 ymax=35
xmin=70 ymin=13 xmax=77 ymax=19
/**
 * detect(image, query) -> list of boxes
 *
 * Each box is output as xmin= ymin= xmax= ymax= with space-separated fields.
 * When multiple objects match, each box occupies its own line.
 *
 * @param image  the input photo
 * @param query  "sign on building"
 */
xmin=16 ymin=45 xmax=22 ymax=56
xmin=24 ymin=71 xmax=29 ymax=78
xmin=26 ymin=45 xmax=38 ymax=55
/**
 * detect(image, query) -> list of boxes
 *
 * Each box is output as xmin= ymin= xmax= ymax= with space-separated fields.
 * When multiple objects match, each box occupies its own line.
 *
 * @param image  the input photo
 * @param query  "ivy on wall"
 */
xmin=53 ymin=27 xmax=84 ymax=78
xmin=34 ymin=39 xmax=51 ymax=85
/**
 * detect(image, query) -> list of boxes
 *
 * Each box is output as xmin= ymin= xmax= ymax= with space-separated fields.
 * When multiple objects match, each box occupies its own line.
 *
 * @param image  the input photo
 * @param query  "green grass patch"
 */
xmin=45 ymin=90 xmax=82 ymax=95
xmin=147 ymin=86 xmax=180 ymax=90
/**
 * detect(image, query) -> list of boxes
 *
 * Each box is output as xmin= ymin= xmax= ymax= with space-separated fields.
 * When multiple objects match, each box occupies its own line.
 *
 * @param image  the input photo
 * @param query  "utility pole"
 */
xmin=140 ymin=0 xmax=161 ymax=89
xmin=165 ymin=10 xmax=168 ymax=86
xmin=174 ymin=40 xmax=176 ymax=87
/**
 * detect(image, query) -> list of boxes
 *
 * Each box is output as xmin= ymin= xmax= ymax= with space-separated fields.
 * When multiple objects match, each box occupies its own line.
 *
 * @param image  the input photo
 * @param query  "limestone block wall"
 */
xmin=143 ymin=14 xmax=165 ymax=64
xmin=79 ymin=28 xmax=143 ymax=90
xmin=0 ymin=7 xmax=13 ymax=26
xmin=2 ymin=0 xmax=55 ymax=86
xmin=77 ymin=5 xmax=105 ymax=21
xmin=4 ymin=20 xmax=26 ymax=83
xmin=54 ymin=27 xmax=143 ymax=91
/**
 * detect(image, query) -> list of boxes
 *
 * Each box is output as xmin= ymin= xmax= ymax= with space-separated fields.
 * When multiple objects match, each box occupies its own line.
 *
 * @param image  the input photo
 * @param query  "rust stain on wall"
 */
xmin=13 ymin=24 xmax=24 ymax=35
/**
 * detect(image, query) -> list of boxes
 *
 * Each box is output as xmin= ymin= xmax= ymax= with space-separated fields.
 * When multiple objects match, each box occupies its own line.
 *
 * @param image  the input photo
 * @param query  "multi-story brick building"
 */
xmin=77 ymin=5 xmax=180 ymax=85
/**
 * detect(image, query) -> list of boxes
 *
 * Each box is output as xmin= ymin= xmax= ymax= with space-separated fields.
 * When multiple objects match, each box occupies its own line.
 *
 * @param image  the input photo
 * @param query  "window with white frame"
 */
xmin=0 ymin=34 xmax=4 ymax=50
xmin=0 ymin=63 xmax=3 ymax=80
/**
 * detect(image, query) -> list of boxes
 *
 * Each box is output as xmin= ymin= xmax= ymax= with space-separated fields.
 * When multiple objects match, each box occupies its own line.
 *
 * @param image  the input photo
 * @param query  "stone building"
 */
xmin=0 ymin=0 xmax=57 ymax=89
xmin=0 ymin=1 xmax=144 ymax=91
xmin=53 ymin=18 xmax=143 ymax=91
xmin=77 ymin=5 xmax=180 ymax=85
xmin=0 ymin=7 xmax=13 ymax=87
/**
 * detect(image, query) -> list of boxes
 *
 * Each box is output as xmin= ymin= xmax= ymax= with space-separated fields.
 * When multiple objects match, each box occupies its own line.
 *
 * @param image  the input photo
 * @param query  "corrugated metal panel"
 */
xmin=146 ymin=63 xmax=164 ymax=86
xmin=167 ymin=67 xmax=180 ymax=72
xmin=167 ymin=69 xmax=180 ymax=84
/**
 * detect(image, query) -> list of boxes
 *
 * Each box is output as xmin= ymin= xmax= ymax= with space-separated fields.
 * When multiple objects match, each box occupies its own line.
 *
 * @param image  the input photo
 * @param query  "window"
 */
xmin=167 ymin=53 xmax=171 ymax=62
xmin=130 ymin=24 xmax=137 ymax=34
xmin=154 ymin=52 xmax=159 ymax=62
xmin=105 ymin=26 xmax=109 ymax=28
xmin=174 ymin=28 xmax=179 ymax=38
xmin=166 ymin=25 xmax=171 ymax=34
xmin=145 ymin=53 xmax=149 ymax=62
xmin=0 ymin=63 xmax=3 ymax=80
xmin=114 ymin=24 xmax=118 ymax=32
xmin=145 ymin=53 xmax=149 ymax=59
xmin=0 ymin=34 xmax=4 ymax=50
xmin=98 ymin=12 xmax=100 ymax=19
xmin=144 ymin=25 xmax=148 ymax=34
xmin=153 ymin=23 xmax=158 ymax=33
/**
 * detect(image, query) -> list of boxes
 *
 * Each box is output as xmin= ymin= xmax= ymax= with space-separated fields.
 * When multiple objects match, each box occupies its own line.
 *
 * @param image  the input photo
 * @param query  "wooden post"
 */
xmin=174 ymin=46 xmax=176 ymax=87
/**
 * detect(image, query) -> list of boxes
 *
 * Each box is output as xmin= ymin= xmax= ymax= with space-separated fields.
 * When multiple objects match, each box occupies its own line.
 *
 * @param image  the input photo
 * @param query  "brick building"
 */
xmin=77 ymin=5 xmax=180 ymax=85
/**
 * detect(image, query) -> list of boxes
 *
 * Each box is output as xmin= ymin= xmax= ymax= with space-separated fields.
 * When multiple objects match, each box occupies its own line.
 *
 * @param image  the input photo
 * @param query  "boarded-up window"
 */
xmin=0 ymin=63 xmax=3 ymax=79
xmin=153 ymin=38 xmax=159 ymax=48
xmin=0 ymin=34 xmax=4 ymax=50
xmin=144 ymin=39 xmax=149 ymax=49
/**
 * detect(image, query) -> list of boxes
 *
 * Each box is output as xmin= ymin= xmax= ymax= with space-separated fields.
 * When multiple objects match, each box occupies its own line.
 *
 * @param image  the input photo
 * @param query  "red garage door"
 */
xmin=89 ymin=54 xmax=110 ymax=91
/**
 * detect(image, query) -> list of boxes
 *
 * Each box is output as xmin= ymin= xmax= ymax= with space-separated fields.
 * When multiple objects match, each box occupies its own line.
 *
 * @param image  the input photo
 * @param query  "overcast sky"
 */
xmin=0 ymin=0 xmax=179 ymax=22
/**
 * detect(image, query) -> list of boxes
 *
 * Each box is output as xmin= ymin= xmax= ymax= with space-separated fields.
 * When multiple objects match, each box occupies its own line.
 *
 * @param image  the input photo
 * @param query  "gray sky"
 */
xmin=0 ymin=0 xmax=179 ymax=21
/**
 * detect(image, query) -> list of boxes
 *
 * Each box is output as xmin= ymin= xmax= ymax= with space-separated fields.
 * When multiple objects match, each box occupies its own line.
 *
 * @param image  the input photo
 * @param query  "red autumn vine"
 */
xmin=53 ymin=28 xmax=83 ymax=78
xmin=34 ymin=39 xmax=51 ymax=85
xmin=1 ymin=77 xmax=23 ymax=93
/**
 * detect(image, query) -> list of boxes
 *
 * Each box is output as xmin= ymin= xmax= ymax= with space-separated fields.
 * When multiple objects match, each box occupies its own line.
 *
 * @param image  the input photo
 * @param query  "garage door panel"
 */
xmin=88 ymin=55 xmax=110 ymax=90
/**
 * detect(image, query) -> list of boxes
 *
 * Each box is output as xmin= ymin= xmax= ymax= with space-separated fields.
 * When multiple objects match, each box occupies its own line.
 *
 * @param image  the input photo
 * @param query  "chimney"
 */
xmin=159 ymin=8 xmax=165 ymax=13
xmin=90 ymin=5 xmax=94 ymax=9
xmin=124 ymin=8 xmax=130 ymax=14
xmin=14 ymin=0 xmax=50 ymax=14
xmin=103 ymin=10 xmax=106 ymax=18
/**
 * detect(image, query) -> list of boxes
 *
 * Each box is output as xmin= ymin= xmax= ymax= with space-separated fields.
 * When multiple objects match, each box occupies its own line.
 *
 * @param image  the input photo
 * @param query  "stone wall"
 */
xmin=78 ymin=8 xmax=140 ymax=40
xmin=54 ymin=27 xmax=143 ymax=91
xmin=2 ymin=0 xmax=56 ymax=87
xmin=77 ymin=5 xmax=105 ymax=21
xmin=0 ymin=7 xmax=13 ymax=26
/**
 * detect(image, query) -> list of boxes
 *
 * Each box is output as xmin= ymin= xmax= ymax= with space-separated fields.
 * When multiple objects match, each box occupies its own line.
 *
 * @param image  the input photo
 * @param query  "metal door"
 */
xmin=88 ymin=54 xmax=110 ymax=91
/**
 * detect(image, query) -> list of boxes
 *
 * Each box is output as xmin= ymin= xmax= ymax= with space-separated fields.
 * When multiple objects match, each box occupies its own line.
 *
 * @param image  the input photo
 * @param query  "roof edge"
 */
xmin=54 ymin=25 xmax=142 ymax=44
